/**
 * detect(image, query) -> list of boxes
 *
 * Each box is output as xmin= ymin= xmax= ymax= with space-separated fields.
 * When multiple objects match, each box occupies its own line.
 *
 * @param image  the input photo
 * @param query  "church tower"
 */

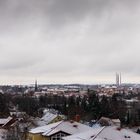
xmin=35 ymin=80 xmax=38 ymax=92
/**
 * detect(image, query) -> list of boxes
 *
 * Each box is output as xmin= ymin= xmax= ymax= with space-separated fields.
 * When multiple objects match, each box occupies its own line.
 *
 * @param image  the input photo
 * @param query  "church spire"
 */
xmin=35 ymin=80 xmax=38 ymax=92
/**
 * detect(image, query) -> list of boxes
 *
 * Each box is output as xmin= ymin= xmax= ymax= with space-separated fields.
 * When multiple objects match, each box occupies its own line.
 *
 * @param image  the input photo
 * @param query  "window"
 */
xmin=51 ymin=132 xmax=67 ymax=140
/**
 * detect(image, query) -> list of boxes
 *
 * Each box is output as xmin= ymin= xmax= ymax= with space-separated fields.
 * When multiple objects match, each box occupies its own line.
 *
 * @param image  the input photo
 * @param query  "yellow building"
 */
xmin=35 ymin=109 xmax=65 ymax=126
xmin=28 ymin=133 xmax=44 ymax=140
xmin=28 ymin=131 xmax=69 ymax=140
xmin=48 ymin=115 xmax=63 ymax=124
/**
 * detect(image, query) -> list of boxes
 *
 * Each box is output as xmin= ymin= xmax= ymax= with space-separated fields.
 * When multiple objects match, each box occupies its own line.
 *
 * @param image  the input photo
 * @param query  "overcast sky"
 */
xmin=0 ymin=0 xmax=140 ymax=85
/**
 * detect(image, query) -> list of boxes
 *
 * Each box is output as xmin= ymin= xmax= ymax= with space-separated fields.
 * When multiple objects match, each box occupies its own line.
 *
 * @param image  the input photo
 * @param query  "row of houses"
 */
xmin=0 ymin=109 xmax=139 ymax=140
xmin=27 ymin=120 xmax=140 ymax=140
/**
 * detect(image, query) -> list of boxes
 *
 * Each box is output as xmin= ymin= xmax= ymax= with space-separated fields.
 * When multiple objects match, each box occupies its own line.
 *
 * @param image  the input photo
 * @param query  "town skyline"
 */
xmin=0 ymin=75 xmax=140 ymax=85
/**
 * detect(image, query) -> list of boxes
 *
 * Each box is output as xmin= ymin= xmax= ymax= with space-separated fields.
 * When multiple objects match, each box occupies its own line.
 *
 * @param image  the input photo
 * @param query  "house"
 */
xmin=28 ymin=120 xmax=94 ymax=140
xmin=97 ymin=117 xmax=121 ymax=127
xmin=0 ymin=117 xmax=12 ymax=127
xmin=34 ymin=109 xmax=64 ymax=126
xmin=0 ymin=116 xmax=17 ymax=128
xmin=111 ymin=119 xmax=121 ymax=127
xmin=0 ymin=117 xmax=18 ymax=139
xmin=10 ymin=111 xmax=26 ymax=118
xmin=63 ymin=126 xmax=140 ymax=140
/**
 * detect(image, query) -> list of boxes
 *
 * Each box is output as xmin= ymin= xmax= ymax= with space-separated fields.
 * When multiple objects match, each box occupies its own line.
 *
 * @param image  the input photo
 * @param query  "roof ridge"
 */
xmin=43 ymin=120 xmax=64 ymax=135
xmin=91 ymin=126 xmax=106 ymax=140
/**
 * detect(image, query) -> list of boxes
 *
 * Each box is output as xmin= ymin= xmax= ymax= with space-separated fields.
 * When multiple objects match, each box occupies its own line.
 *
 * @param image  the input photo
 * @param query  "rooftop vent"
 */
xmin=124 ymin=135 xmax=131 ymax=138
xmin=73 ymin=124 xmax=78 ymax=128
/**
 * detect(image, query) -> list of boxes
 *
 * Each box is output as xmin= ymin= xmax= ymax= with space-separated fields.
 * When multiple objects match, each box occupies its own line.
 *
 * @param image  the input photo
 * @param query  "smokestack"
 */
xmin=116 ymin=73 xmax=118 ymax=86
xmin=120 ymin=73 xmax=121 ymax=86
xmin=116 ymin=73 xmax=120 ymax=87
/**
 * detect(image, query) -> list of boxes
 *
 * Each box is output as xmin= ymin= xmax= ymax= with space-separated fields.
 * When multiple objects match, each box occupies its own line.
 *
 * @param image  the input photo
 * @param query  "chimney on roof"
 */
xmin=74 ymin=114 xmax=80 ymax=122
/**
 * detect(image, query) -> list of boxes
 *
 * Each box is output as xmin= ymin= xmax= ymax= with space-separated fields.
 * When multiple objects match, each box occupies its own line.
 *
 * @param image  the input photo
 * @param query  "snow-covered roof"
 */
xmin=63 ymin=127 xmax=104 ymax=140
xmin=98 ymin=117 xmax=120 ymax=127
xmin=112 ymin=119 xmax=120 ymax=123
xmin=0 ymin=119 xmax=8 ymax=125
xmin=125 ymin=99 xmax=139 ymax=103
xmin=34 ymin=109 xmax=63 ymax=126
xmin=10 ymin=111 xmax=26 ymax=117
xmin=29 ymin=121 xmax=61 ymax=134
xmin=63 ymin=126 xmax=140 ymax=140
xmin=0 ymin=90 xmax=4 ymax=94
xmin=112 ymin=86 xmax=117 ymax=89
xmin=30 ymin=120 xmax=94 ymax=136
xmin=0 ymin=117 xmax=12 ymax=125
xmin=41 ymin=111 xmax=57 ymax=124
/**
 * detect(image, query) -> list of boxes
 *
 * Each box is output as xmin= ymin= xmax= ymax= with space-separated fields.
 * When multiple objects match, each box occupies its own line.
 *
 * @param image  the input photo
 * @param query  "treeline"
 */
xmin=0 ymin=93 xmax=9 ymax=117
xmin=0 ymin=91 xmax=128 ymax=124
xmin=10 ymin=91 xmax=127 ymax=123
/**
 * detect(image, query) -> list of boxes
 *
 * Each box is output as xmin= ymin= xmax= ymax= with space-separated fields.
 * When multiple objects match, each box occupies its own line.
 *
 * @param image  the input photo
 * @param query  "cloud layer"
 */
xmin=0 ymin=0 xmax=140 ymax=84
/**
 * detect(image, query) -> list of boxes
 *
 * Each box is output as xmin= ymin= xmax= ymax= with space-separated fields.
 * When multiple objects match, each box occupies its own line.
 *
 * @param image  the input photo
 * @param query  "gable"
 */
xmin=50 ymin=131 xmax=70 ymax=140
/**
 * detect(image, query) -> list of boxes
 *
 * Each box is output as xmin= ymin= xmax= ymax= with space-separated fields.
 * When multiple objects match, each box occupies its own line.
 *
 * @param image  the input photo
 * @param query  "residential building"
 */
xmin=34 ymin=109 xmax=65 ymax=126
xmin=28 ymin=120 xmax=94 ymax=140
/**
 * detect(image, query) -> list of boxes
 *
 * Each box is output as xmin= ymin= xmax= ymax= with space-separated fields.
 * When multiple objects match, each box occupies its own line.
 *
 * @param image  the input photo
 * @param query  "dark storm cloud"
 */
xmin=46 ymin=0 xmax=140 ymax=28
xmin=0 ymin=0 xmax=139 ymax=84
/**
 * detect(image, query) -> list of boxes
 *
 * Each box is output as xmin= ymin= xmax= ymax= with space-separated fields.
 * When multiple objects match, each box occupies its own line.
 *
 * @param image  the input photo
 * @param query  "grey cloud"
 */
xmin=0 ymin=0 xmax=139 ymax=29
xmin=46 ymin=0 xmax=140 ymax=28
xmin=0 ymin=0 xmax=139 ymax=84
